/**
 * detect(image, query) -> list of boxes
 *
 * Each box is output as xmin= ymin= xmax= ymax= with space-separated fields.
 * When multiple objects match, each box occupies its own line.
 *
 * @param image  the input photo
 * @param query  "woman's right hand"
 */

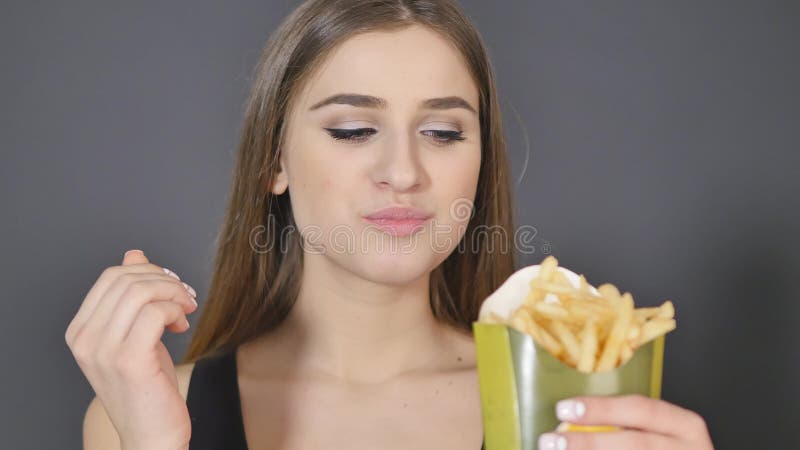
xmin=65 ymin=249 xmax=199 ymax=450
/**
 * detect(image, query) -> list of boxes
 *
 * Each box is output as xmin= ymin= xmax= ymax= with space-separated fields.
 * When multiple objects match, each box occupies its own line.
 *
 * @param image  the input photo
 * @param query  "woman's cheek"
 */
xmin=424 ymin=160 xmax=477 ymax=255
xmin=290 ymin=148 xmax=337 ymax=223
xmin=444 ymin=157 xmax=480 ymax=218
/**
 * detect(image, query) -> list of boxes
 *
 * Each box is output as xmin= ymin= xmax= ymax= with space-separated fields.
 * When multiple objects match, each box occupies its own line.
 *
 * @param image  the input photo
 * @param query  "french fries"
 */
xmin=482 ymin=255 xmax=676 ymax=373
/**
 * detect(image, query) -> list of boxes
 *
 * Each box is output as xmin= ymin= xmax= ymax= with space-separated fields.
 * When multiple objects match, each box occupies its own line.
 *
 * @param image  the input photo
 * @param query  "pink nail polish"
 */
xmin=162 ymin=267 xmax=181 ymax=280
xmin=539 ymin=433 xmax=567 ymax=450
xmin=182 ymin=282 xmax=197 ymax=298
xmin=556 ymin=399 xmax=586 ymax=421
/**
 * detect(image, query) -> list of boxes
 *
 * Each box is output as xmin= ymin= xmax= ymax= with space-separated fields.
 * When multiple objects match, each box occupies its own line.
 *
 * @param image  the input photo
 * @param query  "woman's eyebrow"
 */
xmin=308 ymin=93 xmax=477 ymax=115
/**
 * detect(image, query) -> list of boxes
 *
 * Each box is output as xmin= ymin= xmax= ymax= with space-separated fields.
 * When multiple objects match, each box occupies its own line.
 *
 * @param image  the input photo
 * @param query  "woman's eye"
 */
xmin=324 ymin=127 xmax=376 ymax=142
xmin=323 ymin=127 xmax=465 ymax=146
xmin=422 ymin=129 xmax=465 ymax=146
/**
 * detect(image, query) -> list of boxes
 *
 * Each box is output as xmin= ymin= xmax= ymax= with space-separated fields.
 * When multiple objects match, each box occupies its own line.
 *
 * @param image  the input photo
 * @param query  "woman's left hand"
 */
xmin=538 ymin=394 xmax=714 ymax=450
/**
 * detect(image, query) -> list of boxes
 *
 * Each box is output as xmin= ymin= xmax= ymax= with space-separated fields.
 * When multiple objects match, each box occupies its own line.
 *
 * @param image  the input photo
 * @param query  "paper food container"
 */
xmin=473 ymin=264 xmax=666 ymax=450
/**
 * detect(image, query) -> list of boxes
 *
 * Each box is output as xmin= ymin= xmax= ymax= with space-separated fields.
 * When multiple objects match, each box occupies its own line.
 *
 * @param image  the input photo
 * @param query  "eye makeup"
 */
xmin=323 ymin=127 xmax=465 ymax=146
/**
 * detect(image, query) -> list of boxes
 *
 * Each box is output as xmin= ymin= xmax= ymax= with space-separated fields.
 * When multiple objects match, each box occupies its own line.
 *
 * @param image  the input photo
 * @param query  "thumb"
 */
xmin=122 ymin=248 xmax=150 ymax=265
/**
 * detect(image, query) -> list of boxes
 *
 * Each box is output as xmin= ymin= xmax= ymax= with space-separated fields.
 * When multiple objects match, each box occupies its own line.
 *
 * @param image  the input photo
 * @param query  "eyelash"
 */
xmin=323 ymin=127 xmax=465 ymax=146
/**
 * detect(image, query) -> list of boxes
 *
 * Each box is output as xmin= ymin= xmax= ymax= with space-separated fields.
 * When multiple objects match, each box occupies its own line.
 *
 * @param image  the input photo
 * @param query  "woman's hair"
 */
xmin=182 ymin=0 xmax=516 ymax=363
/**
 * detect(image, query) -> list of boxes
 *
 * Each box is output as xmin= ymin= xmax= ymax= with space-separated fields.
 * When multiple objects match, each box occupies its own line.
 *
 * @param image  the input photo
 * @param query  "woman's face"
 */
xmin=273 ymin=24 xmax=482 ymax=286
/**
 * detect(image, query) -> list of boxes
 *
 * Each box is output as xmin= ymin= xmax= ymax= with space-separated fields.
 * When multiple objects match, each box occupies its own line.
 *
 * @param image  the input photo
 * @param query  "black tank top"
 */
xmin=186 ymin=348 xmax=487 ymax=449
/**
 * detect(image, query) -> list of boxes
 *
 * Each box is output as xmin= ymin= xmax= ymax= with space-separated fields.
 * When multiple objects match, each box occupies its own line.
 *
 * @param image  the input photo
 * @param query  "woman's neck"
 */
xmin=253 ymin=253 xmax=458 ymax=384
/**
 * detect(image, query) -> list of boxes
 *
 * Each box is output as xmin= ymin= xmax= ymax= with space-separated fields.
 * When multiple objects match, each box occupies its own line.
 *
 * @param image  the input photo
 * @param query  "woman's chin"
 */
xmin=352 ymin=251 xmax=439 ymax=286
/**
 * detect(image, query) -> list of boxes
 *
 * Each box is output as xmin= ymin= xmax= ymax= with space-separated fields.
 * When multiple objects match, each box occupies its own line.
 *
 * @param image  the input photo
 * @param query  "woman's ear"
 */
xmin=271 ymin=158 xmax=289 ymax=195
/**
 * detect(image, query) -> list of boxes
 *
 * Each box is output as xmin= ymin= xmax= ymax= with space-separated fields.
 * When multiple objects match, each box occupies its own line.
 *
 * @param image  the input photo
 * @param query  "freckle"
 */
xmin=457 ymin=356 xmax=462 ymax=362
xmin=403 ymin=403 xmax=408 ymax=408
xmin=448 ymin=380 xmax=453 ymax=386
xmin=435 ymin=389 xmax=439 ymax=395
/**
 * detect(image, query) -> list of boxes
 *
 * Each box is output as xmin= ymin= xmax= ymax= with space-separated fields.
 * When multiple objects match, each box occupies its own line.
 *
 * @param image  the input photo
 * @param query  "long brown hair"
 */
xmin=182 ymin=0 xmax=516 ymax=363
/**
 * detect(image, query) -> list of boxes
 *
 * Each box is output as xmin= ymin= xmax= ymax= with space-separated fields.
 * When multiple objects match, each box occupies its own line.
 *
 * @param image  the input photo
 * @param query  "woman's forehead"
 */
xmin=296 ymin=25 xmax=479 ymax=113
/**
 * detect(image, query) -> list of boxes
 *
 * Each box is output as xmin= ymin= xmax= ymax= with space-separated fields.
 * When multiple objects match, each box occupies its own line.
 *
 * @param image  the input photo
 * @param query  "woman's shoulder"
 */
xmin=175 ymin=361 xmax=196 ymax=401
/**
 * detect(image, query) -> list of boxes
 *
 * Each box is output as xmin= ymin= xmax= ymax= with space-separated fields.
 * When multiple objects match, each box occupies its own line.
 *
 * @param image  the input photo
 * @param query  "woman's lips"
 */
xmin=363 ymin=217 xmax=431 ymax=237
xmin=362 ymin=206 xmax=433 ymax=237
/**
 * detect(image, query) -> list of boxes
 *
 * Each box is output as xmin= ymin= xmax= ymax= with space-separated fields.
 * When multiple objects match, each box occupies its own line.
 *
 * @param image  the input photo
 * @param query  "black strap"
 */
xmin=186 ymin=349 xmax=249 ymax=450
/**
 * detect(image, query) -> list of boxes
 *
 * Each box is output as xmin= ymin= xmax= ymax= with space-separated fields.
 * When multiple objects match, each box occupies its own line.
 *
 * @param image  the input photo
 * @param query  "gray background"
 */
xmin=1 ymin=1 xmax=797 ymax=449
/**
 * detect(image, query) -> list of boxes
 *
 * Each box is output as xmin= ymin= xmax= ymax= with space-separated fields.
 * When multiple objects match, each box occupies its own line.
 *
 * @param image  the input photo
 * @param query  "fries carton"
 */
xmin=473 ymin=261 xmax=667 ymax=450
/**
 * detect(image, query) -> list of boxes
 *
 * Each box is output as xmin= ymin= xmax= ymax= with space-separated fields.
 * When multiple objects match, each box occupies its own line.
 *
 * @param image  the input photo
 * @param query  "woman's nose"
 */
xmin=371 ymin=133 xmax=428 ymax=192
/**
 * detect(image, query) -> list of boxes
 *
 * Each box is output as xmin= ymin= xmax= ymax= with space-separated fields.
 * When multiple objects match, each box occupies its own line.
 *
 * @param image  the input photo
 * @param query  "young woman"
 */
xmin=66 ymin=1 xmax=715 ymax=449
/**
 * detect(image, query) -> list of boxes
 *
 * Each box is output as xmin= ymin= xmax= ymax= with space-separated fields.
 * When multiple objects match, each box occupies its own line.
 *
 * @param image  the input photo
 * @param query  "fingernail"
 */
xmin=124 ymin=249 xmax=144 ymax=258
xmin=556 ymin=399 xmax=586 ymax=421
xmin=182 ymin=282 xmax=197 ymax=298
xmin=538 ymin=433 xmax=567 ymax=450
xmin=184 ymin=318 xmax=191 ymax=329
xmin=162 ymin=267 xmax=181 ymax=280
